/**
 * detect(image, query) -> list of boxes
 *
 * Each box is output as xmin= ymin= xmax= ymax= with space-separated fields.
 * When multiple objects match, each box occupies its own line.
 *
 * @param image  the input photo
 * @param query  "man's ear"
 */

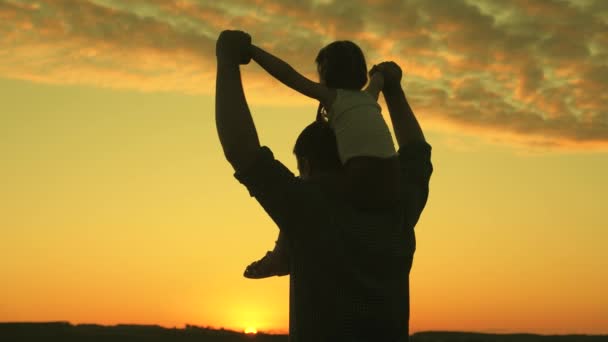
xmin=303 ymin=158 xmax=311 ymax=175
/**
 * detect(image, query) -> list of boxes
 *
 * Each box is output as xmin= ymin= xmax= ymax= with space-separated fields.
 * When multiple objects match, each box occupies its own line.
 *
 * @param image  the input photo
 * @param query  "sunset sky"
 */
xmin=1 ymin=0 xmax=607 ymax=335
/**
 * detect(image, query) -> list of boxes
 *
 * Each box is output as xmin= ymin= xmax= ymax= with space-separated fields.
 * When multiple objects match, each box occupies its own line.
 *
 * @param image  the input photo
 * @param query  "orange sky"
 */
xmin=1 ymin=0 xmax=607 ymax=335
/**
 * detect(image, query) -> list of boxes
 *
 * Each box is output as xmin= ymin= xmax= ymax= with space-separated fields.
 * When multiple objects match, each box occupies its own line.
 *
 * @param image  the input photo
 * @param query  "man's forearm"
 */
xmin=383 ymin=85 xmax=425 ymax=147
xmin=215 ymin=61 xmax=260 ymax=172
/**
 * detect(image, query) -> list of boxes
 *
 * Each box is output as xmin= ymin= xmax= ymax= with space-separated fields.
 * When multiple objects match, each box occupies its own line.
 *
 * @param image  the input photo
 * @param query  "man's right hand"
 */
xmin=375 ymin=61 xmax=402 ymax=91
xmin=216 ymin=30 xmax=252 ymax=65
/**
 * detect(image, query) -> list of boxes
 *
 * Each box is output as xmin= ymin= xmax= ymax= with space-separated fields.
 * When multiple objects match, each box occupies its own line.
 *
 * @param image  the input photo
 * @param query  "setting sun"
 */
xmin=244 ymin=327 xmax=258 ymax=335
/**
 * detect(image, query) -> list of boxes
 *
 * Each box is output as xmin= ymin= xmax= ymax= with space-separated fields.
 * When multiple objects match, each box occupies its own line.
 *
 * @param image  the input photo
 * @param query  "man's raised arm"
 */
xmin=215 ymin=30 xmax=260 ymax=173
xmin=377 ymin=62 xmax=426 ymax=147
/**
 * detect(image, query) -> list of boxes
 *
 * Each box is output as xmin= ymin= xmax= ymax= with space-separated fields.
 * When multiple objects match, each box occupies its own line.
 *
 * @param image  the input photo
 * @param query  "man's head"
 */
xmin=293 ymin=120 xmax=342 ymax=180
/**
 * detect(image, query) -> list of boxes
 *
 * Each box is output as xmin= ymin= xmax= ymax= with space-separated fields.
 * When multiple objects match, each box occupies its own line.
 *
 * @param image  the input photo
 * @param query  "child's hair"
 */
xmin=315 ymin=40 xmax=367 ymax=90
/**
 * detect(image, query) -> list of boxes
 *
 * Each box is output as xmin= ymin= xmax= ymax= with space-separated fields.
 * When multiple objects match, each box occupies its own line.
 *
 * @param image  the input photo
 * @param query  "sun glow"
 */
xmin=244 ymin=327 xmax=258 ymax=335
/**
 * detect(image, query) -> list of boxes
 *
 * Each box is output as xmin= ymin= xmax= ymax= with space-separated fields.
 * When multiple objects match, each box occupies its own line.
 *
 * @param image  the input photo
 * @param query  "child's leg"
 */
xmin=243 ymin=231 xmax=290 ymax=279
xmin=273 ymin=230 xmax=289 ymax=258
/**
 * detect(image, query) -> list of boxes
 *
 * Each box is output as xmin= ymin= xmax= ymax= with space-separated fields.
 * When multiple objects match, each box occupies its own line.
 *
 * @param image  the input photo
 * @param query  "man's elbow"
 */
xmin=222 ymin=144 xmax=242 ymax=168
xmin=222 ymin=144 xmax=258 ymax=173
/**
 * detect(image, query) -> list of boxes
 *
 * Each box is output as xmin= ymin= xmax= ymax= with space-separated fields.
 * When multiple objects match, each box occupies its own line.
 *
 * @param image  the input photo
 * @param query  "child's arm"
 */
xmin=364 ymin=67 xmax=384 ymax=101
xmin=251 ymin=45 xmax=336 ymax=108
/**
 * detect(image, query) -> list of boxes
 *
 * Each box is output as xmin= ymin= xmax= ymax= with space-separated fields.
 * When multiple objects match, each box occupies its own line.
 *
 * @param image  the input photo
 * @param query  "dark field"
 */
xmin=0 ymin=323 xmax=605 ymax=341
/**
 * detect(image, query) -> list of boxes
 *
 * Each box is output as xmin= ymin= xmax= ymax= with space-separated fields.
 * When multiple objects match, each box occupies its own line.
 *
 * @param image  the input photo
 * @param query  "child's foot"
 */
xmin=243 ymin=251 xmax=289 ymax=279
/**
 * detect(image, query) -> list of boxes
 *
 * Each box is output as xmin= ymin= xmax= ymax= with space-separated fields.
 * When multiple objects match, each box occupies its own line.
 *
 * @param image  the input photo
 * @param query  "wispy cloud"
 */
xmin=1 ymin=0 xmax=606 ymax=149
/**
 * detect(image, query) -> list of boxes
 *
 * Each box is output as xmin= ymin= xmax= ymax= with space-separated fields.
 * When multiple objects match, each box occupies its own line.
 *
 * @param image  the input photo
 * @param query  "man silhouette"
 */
xmin=215 ymin=30 xmax=432 ymax=341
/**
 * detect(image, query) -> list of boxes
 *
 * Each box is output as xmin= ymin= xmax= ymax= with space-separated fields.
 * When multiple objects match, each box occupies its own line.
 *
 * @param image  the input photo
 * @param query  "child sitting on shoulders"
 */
xmin=243 ymin=39 xmax=401 ymax=278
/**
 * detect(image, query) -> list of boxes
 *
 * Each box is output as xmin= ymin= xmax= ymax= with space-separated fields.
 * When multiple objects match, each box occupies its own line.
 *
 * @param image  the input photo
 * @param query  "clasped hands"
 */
xmin=370 ymin=62 xmax=402 ymax=91
xmin=216 ymin=30 xmax=252 ymax=65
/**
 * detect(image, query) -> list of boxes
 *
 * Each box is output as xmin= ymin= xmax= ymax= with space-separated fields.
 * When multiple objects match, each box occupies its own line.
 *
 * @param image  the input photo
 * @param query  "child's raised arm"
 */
xmin=251 ymin=45 xmax=335 ymax=108
xmin=364 ymin=70 xmax=384 ymax=101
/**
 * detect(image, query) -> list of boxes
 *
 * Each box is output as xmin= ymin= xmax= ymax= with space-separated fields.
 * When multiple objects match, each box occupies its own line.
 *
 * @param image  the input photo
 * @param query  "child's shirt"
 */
xmin=327 ymin=89 xmax=396 ymax=164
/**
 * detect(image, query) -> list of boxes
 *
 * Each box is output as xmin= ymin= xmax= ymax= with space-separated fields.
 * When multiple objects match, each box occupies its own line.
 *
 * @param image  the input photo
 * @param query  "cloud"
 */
xmin=0 ymin=0 xmax=219 ymax=93
xmin=0 ymin=0 xmax=606 ymax=149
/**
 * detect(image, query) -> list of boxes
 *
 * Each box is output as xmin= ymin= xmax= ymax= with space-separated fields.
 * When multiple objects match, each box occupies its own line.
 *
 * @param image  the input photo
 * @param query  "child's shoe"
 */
xmin=243 ymin=250 xmax=289 ymax=279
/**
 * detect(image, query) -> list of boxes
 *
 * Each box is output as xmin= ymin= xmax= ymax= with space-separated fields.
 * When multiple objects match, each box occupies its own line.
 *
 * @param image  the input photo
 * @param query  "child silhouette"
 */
xmin=243 ymin=39 xmax=400 ymax=278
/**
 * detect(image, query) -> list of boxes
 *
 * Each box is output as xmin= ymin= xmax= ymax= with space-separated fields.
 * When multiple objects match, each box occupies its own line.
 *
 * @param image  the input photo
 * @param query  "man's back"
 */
xmin=333 ymin=207 xmax=414 ymax=341
xmin=236 ymin=141 xmax=432 ymax=341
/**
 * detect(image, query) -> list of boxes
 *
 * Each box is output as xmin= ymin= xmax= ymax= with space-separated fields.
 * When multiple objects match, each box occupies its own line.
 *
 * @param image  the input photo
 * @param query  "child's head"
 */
xmin=315 ymin=40 xmax=367 ymax=90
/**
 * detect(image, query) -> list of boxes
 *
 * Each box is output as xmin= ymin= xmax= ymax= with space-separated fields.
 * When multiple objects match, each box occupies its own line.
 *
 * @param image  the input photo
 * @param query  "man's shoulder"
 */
xmin=397 ymin=140 xmax=432 ymax=160
xmin=233 ymin=146 xmax=332 ymax=230
xmin=397 ymin=140 xmax=433 ymax=184
xmin=234 ymin=146 xmax=300 ymax=194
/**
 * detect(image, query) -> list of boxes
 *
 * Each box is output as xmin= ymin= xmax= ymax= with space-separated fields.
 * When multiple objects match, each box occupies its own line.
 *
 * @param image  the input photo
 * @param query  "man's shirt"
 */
xmin=235 ymin=141 xmax=432 ymax=342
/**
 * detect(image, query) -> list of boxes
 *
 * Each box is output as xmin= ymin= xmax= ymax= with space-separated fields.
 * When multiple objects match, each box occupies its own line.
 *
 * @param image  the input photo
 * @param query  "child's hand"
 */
xmin=368 ymin=64 xmax=381 ymax=78
xmin=216 ymin=30 xmax=252 ymax=65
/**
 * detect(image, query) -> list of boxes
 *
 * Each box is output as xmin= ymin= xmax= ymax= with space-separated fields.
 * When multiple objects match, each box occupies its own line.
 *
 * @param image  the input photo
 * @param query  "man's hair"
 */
xmin=293 ymin=120 xmax=342 ymax=173
xmin=315 ymin=40 xmax=368 ymax=90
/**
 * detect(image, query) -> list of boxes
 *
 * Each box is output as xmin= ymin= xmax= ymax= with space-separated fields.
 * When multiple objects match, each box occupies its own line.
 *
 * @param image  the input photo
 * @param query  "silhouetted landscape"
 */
xmin=0 ymin=323 xmax=605 ymax=341
xmin=0 ymin=322 xmax=284 ymax=341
